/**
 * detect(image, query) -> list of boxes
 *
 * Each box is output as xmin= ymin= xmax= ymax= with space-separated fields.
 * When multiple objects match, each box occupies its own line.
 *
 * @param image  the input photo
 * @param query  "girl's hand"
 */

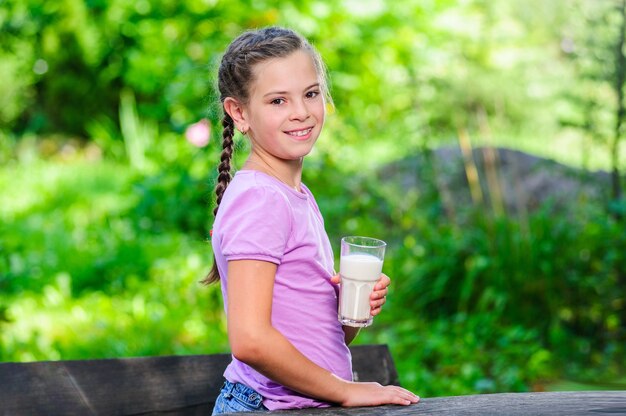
xmin=370 ymin=273 xmax=390 ymax=316
xmin=340 ymin=381 xmax=419 ymax=407
xmin=330 ymin=273 xmax=391 ymax=316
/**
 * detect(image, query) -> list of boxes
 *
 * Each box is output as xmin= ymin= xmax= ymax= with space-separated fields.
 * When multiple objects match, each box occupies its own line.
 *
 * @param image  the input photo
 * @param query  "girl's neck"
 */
xmin=244 ymin=154 xmax=303 ymax=192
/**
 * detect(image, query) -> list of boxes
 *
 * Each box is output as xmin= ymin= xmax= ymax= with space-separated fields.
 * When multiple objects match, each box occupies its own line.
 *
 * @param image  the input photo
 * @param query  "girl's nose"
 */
xmin=289 ymin=99 xmax=310 ymax=121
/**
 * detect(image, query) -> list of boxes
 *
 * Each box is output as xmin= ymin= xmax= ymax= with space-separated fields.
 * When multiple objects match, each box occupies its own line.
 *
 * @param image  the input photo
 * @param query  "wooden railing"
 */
xmin=233 ymin=391 xmax=626 ymax=415
xmin=2 ymin=344 xmax=624 ymax=415
xmin=0 ymin=345 xmax=396 ymax=415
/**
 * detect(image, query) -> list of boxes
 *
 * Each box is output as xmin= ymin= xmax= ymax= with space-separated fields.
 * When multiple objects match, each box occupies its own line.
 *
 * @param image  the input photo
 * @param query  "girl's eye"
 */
xmin=270 ymin=98 xmax=285 ymax=105
xmin=306 ymin=90 xmax=320 ymax=99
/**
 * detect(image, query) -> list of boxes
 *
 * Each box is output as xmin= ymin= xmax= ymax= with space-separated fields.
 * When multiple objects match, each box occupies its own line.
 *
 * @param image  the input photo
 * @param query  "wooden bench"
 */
xmin=3 ymin=344 xmax=625 ymax=415
xmin=0 ymin=344 xmax=398 ymax=415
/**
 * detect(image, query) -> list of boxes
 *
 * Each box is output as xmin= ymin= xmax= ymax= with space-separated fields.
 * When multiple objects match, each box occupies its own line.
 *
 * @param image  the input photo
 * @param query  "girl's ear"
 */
xmin=223 ymin=97 xmax=249 ymax=133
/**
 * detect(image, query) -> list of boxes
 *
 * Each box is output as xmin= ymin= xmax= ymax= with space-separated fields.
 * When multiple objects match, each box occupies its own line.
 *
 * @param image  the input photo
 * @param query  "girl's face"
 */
xmin=242 ymin=50 xmax=325 ymax=163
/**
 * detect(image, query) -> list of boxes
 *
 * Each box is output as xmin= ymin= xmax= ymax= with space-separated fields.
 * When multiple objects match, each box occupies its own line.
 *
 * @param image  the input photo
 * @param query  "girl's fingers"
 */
xmin=371 ymin=287 xmax=388 ymax=300
xmin=370 ymin=296 xmax=386 ymax=308
xmin=374 ymin=274 xmax=391 ymax=290
xmin=392 ymin=387 xmax=420 ymax=402
xmin=385 ymin=386 xmax=420 ymax=405
xmin=370 ymin=297 xmax=386 ymax=315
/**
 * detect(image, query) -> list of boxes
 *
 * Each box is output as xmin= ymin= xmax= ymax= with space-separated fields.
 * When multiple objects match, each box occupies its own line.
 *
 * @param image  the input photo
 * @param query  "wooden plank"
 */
xmin=0 ymin=353 xmax=232 ymax=416
xmin=0 ymin=362 xmax=94 ymax=416
xmin=350 ymin=344 xmax=400 ymax=386
xmin=222 ymin=391 xmax=626 ymax=415
xmin=0 ymin=345 xmax=396 ymax=415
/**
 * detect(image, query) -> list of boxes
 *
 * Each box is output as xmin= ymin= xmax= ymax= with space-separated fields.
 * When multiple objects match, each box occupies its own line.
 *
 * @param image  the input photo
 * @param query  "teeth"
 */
xmin=288 ymin=128 xmax=312 ymax=137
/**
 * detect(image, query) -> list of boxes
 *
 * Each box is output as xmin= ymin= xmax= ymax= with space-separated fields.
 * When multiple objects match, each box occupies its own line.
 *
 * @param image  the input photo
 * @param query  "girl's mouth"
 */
xmin=285 ymin=127 xmax=313 ymax=138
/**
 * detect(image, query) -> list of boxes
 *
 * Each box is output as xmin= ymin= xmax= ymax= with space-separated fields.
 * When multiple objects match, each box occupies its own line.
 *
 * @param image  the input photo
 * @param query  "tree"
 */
xmin=563 ymin=0 xmax=625 ymax=217
xmin=612 ymin=0 xmax=625 ymax=212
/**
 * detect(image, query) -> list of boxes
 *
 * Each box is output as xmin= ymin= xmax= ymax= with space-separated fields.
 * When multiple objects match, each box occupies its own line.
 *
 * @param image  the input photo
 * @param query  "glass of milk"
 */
xmin=338 ymin=236 xmax=386 ymax=327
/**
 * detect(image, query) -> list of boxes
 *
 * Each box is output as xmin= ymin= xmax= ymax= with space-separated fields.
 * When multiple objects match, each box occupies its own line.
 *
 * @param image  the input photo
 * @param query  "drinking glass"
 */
xmin=338 ymin=236 xmax=386 ymax=327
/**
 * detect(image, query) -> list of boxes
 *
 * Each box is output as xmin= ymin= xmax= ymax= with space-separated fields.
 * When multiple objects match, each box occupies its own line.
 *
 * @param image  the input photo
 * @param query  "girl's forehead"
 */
xmin=250 ymin=50 xmax=319 ymax=93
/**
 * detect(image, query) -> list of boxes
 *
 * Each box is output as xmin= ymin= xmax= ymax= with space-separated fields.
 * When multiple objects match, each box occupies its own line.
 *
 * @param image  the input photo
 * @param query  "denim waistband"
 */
xmin=221 ymin=380 xmax=264 ymax=408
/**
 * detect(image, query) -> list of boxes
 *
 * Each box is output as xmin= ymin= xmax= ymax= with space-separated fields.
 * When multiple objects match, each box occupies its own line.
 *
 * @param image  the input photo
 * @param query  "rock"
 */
xmin=379 ymin=146 xmax=613 ymax=216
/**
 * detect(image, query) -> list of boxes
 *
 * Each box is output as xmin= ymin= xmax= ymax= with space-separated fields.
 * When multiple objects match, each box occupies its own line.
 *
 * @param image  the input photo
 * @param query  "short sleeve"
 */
xmin=216 ymin=185 xmax=293 ymax=264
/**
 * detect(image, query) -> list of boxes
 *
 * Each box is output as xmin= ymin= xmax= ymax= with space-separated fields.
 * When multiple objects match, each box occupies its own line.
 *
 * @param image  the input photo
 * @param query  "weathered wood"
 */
xmin=10 ymin=344 xmax=621 ymax=415
xmin=223 ymin=391 xmax=626 ymax=415
xmin=0 ymin=344 xmax=396 ymax=415
xmin=0 ymin=353 xmax=231 ymax=416
xmin=349 ymin=342 xmax=400 ymax=386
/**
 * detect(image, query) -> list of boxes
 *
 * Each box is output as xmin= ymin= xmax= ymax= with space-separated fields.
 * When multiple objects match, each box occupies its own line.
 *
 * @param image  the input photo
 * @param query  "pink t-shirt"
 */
xmin=211 ymin=170 xmax=353 ymax=410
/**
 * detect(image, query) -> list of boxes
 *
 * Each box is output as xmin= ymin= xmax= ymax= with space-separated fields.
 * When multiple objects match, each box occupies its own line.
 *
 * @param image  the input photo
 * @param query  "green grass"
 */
xmin=0 ymin=155 xmax=227 ymax=362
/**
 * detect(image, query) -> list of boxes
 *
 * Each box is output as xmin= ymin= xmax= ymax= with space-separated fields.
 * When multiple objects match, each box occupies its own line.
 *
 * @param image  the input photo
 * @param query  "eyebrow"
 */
xmin=263 ymin=83 xmax=320 ymax=97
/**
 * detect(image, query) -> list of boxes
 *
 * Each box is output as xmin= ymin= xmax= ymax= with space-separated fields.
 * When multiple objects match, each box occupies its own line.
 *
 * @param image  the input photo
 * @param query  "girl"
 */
xmin=205 ymin=26 xmax=419 ymax=414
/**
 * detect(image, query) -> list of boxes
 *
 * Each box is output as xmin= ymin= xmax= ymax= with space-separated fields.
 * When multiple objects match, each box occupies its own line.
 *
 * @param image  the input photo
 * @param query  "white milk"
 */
xmin=339 ymin=253 xmax=383 ymax=324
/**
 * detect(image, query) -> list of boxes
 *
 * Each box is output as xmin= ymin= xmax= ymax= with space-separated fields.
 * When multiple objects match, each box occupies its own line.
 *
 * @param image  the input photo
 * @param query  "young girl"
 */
xmin=205 ymin=26 xmax=419 ymax=414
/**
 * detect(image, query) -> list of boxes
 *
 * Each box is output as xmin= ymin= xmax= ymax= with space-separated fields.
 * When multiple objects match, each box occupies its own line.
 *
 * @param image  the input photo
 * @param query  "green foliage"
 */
xmin=359 ymin=313 xmax=552 ymax=396
xmin=1 ymin=0 xmax=625 ymax=400
xmin=307 ymin=149 xmax=625 ymax=395
xmin=0 ymin=263 xmax=227 ymax=362
xmin=5 ymin=0 xmax=624 ymax=170
xmin=0 ymin=142 xmax=226 ymax=362
xmin=0 ymin=137 xmax=215 ymax=296
xmin=1 ymin=0 xmax=232 ymax=135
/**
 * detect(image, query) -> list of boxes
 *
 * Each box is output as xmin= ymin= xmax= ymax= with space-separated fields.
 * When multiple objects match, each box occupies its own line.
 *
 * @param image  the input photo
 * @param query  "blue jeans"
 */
xmin=211 ymin=380 xmax=268 ymax=415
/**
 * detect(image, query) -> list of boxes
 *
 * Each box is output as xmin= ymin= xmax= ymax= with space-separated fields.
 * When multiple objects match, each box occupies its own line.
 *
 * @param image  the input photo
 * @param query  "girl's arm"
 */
xmin=227 ymin=260 xmax=418 ymax=407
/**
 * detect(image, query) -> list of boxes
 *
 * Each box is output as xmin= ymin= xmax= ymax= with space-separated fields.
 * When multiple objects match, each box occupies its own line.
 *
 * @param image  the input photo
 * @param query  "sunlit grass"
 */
xmin=2 ymin=260 xmax=227 ymax=362
xmin=0 ymin=153 xmax=227 ymax=362
xmin=0 ymin=159 xmax=135 ymax=218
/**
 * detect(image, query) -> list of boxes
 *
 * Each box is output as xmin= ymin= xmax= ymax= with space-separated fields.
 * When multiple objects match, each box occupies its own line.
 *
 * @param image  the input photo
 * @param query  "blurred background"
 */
xmin=1 ymin=0 xmax=625 ymax=397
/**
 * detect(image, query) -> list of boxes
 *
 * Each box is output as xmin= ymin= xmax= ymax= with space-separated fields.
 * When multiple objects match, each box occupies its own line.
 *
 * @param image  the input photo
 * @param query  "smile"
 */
xmin=285 ymin=127 xmax=313 ymax=137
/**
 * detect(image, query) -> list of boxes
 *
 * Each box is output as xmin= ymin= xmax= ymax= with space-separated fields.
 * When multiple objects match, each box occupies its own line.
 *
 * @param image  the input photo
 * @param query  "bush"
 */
xmin=308 ymin=149 xmax=625 ymax=394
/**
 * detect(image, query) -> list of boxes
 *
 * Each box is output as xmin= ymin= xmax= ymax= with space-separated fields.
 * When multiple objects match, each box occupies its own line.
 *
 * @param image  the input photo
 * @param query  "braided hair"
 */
xmin=203 ymin=27 xmax=331 ymax=284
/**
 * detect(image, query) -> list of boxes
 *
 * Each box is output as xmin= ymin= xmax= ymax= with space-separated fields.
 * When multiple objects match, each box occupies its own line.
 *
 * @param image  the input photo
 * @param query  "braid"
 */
xmin=202 ymin=114 xmax=235 ymax=285
xmin=214 ymin=114 xmax=235 ymax=217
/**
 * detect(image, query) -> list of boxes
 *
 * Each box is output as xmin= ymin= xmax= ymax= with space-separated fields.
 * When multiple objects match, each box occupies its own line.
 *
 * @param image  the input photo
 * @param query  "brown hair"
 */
xmin=202 ymin=27 xmax=330 ymax=284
